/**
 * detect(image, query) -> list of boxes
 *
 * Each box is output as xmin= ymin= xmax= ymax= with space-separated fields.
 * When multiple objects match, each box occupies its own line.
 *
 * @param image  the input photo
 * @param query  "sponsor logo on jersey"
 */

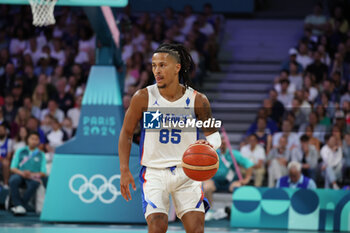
xmin=143 ymin=109 xmax=221 ymax=130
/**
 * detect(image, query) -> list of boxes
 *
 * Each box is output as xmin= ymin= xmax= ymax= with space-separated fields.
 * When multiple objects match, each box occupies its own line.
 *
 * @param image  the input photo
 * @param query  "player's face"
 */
xmin=152 ymin=53 xmax=181 ymax=89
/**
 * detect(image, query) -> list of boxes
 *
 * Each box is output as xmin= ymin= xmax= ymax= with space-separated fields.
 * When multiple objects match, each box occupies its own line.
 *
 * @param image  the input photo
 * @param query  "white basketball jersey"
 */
xmin=140 ymin=84 xmax=198 ymax=168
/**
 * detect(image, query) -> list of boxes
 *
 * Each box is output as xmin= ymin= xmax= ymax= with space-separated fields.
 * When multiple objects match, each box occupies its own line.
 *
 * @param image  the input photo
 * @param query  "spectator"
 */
xmin=329 ymin=6 xmax=349 ymax=34
xmin=45 ymin=116 xmax=68 ymax=151
xmin=289 ymin=62 xmax=303 ymax=90
xmin=23 ymin=37 xmax=42 ymax=66
xmin=0 ymin=63 xmax=16 ymax=95
xmin=54 ymin=78 xmax=74 ymax=113
xmin=62 ymin=117 xmax=74 ymax=139
xmin=276 ymin=161 xmax=317 ymax=189
xmin=26 ymin=117 xmax=46 ymax=144
xmin=9 ymin=131 xmax=46 ymax=215
xmin=10 ymin=107 xmax=30 ymax=138
xmin=317 ymin=92 xmax=336 ymax=119
xmin=267 ymin=135 xmax=290 ymax=187
xmin=198 ymin=13 xmax=214 ymax=37
xmin=318 ymin=44 xmax=331 ymax=66
xmin=40 ymin=100 xmax=64 ymax=123
xmin=2 ymin=93 xmax=18 ymax=124
xmin=9 ymin=28 xmax=27 ymax=56
xmin=296 ymin=42 xmax=313 ymax=69
xmin=182 ymin=5 xmax=197 ymax=35
xmin=32 ymin=84 xmax=48 ymax=110
xmin=22 ymin=65 xmax=37 ymax=97
xmin=37 ymin=73 xmax=58 ymax=100
xmin=287 ymin=98 xmax=307 ymax=129
xmin=50 ymin=38 xmax=65 ymax=66
xmin=246 ymin=107 xmax=278 ymax=136
xmin=23 ymin=96 xmax=41 ymax=120
xmin=253 ymin=117 xmax=272 ymax=154
xmin=331 ymin=125 xmax=343 ymax=148
xmin=334 ymin=110 xmax=346 ymax=134
xmin=299 ymin=111 xmax=327 ymax=143
xmin=316 ymin=105 xmax=332 ymax=127
xmin=13 ymin=126 xmax=28 ymax=152
xmin=0 ymin=123 xmax=13 ymax=188
xmin=0 ymin=30 xmax=9 ymax=51
xmin=281 ymin=48 xmax=303 ymax=73
xmin=203 ymin=138 xmax=253 ymax=206
xmin=330 ymin=52 xmax=348 ymax=80
xmin=40 ymin=114 xmax=52 ymax=135
xmin=274 ymin=70 xmax=296 ymax=95
xmin=268 ymin=89 xmax=285 ymax=125
xmin=34 ymin=51 xmax=54 ymax=77
xmin=319 ymin=79 xmax=340 ymax=103
xmin=342 ymin=131 xmax=350 ymax=184
xmin=276 ymin=79 xmax=294 ymax=108
xmin=124 ymin=52 xmax=148 ymax=95
xmin=0 ymin=108 xmax=9 ymax=129
xmin=295 ymin=89 xmax=311 ymax=117
xmin=303 ymin=74 xmax=318 ymax=102
xmin=272 ymin=119 xmax=300 ymax=150
xmin=240 ymin=134 xmax=266 ymax=187
xmin=306 ymin=51 xmax=328 ymax=84
xmin=321 ymin=134 xmax=343 ymax=189
xmin=304 ymin=3 xmax=327 ymax=36
xmin=340 ymin=83 xmax=350 ymax=107
xmin=67 ymin=94 xmax=82 ymax=129
xmin=164 ymin=7 xmax=176 ymax=29
xmin=291 ymin=135 xmax=319 ymax=181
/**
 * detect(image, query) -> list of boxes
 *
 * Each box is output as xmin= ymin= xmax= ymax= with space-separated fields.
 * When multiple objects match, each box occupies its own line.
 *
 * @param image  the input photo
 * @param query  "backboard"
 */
xmin=0 ymin=0 xmax=128 ymax=7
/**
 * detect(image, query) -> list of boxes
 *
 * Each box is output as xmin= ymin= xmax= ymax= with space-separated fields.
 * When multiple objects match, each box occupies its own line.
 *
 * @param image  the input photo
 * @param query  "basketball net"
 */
xmin=29 ymin=0 xmax=58 ymax=27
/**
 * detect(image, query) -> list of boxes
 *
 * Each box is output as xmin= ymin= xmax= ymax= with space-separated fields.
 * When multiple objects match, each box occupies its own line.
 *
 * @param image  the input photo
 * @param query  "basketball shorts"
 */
xmin=139 ymin=166 xmax=210 ymax=219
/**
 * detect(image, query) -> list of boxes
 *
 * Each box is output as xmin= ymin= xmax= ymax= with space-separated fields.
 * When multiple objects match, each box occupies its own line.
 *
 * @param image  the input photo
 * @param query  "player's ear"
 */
xmin=175 ymin=63 xmax=181 ymax=74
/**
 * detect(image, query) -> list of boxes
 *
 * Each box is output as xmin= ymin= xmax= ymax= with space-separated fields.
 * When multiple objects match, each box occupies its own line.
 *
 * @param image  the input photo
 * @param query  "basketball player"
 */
xmin=118 ymin=43 xmax=221 ymax=233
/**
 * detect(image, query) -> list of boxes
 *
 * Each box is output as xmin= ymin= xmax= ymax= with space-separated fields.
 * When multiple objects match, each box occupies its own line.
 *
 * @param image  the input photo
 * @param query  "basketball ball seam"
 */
xmin=187 ymin=144 xmax=215 ymax=151
xmin=181 ymin=161 xmax=219 ymax=171
xmin=183 ymin=153 xmax=218 ymax=160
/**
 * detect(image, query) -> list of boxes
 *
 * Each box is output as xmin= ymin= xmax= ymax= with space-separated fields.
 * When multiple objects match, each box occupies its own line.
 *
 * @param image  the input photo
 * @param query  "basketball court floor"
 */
xmin=0 ymin=210 xmax=324 ymax=233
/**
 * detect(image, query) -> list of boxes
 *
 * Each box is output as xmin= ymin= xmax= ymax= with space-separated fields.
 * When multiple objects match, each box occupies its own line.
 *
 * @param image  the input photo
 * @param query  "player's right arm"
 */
xmin=118 ymin=88 xmax=148 ymax=201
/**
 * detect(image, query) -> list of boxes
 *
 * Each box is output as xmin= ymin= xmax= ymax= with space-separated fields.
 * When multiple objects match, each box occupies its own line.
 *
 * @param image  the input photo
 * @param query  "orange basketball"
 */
xmin=181 ymin=143 xmax=219 ymax=181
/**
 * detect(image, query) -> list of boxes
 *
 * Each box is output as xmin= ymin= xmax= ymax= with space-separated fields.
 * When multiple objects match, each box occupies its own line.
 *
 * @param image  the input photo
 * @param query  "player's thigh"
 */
xmin=181 ymin=211 xmax=205 ymax=233
xmin=172 ymin=171 xmax=204 ymax=219
xmin=142 ymin=168 xmax=170 ymax=218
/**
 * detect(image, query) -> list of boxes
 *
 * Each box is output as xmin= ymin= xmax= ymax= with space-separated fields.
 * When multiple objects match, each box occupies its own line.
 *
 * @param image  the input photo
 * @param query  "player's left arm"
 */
xmin=194 ymin=92 xmax=221 ymax=150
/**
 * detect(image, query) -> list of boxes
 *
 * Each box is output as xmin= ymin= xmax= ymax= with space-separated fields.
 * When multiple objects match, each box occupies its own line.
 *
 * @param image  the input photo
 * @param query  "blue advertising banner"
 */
xmin=231 ymin=187 xmax=350 ymax=232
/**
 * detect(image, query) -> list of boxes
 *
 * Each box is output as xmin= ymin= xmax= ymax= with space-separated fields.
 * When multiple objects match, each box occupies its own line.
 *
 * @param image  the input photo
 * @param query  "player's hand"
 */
xmin=120 ymin=169 xmax=136 ymax=202
xmin=194 ymin=139 xmax=213 ymax=148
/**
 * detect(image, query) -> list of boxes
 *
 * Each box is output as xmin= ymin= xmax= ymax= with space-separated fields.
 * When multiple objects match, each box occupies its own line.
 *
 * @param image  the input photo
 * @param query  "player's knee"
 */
xmin=147 ymin=213 xmax=168 ymax=233
xmin=186 ymin=222 xmax=204 ymax=233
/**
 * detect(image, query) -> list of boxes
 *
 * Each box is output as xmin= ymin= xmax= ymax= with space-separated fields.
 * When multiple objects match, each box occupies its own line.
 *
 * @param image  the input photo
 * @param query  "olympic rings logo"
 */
xmin=69 ymin=174 xmax=121 ymax=204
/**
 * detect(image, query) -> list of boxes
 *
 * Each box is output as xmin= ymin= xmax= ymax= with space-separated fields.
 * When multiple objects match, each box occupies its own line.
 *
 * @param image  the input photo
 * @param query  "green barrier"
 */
xmin=231 ymin=187 xmax=350 ymax=232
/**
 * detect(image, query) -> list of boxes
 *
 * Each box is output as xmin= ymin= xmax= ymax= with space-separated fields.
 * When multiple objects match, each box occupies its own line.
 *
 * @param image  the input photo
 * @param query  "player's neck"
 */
xmin=158 ymin=82 xmax=185 ymax=102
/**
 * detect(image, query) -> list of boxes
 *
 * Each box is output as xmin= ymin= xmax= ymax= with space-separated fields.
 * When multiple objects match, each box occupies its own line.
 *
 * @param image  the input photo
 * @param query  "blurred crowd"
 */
xmin=240 ymin=3 xmax=350 ymax=190
xmin=0 ymin=5 xmax=96 ymax=214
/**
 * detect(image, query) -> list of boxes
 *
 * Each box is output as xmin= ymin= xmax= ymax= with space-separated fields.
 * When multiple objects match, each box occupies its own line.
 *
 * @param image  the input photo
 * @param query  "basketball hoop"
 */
xmin=29 ymin=0 xmax=58 ymax=27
